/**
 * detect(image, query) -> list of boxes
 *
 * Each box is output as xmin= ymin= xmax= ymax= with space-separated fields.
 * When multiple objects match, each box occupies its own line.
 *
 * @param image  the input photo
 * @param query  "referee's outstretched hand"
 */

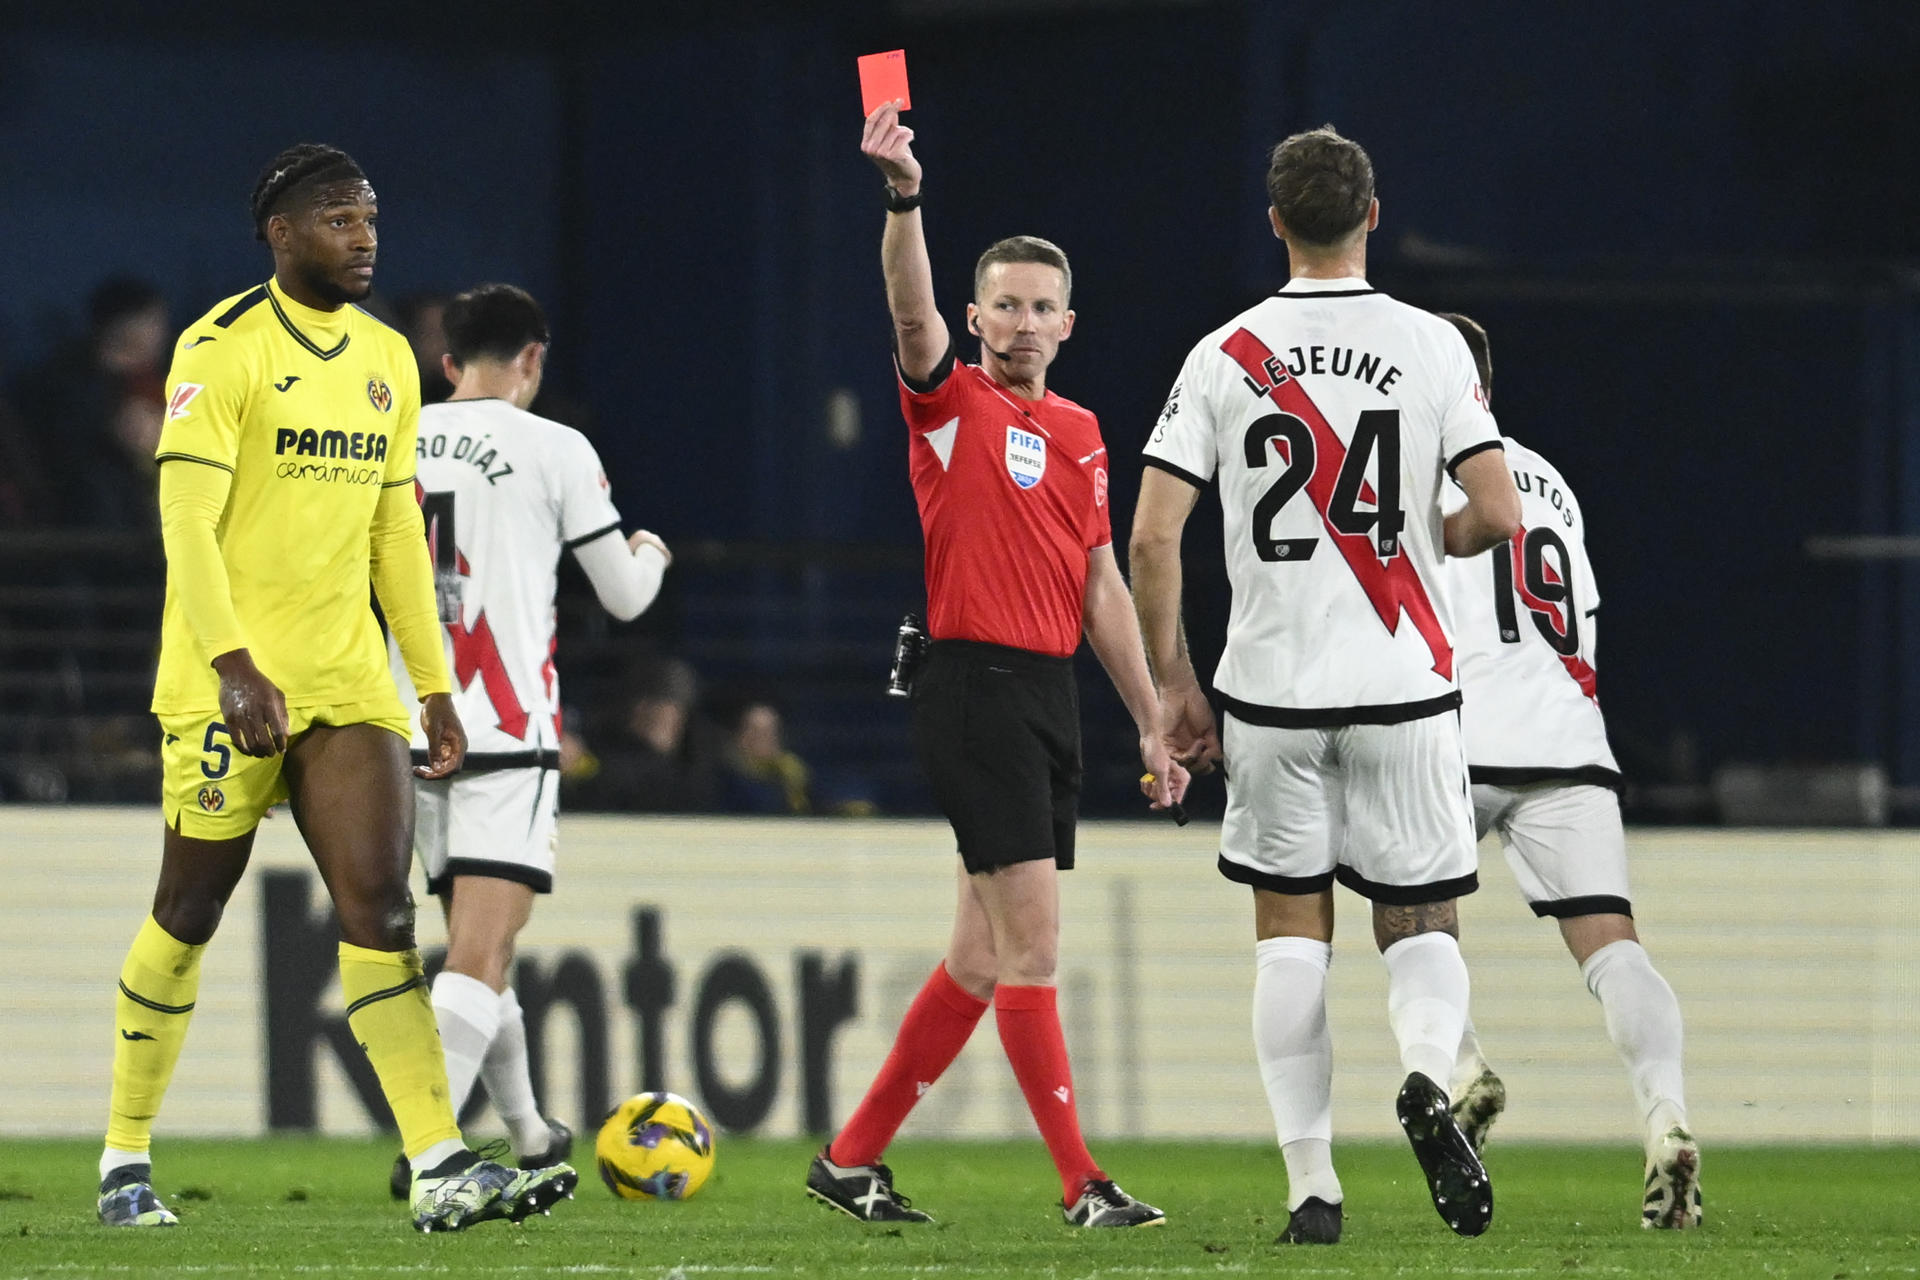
xmin=861 ymin=100 xmax=922 ymax=194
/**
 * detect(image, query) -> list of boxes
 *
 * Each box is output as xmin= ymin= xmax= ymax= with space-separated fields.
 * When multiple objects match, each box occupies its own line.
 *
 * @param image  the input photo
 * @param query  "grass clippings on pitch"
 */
xmin=1 ymin=1136 xmax=1916 ymax=1278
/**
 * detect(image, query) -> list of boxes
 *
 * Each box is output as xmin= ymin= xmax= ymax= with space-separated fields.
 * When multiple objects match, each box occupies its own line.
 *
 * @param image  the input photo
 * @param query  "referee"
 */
xmin=803 ymin=101 xmax=1186 ymax=1230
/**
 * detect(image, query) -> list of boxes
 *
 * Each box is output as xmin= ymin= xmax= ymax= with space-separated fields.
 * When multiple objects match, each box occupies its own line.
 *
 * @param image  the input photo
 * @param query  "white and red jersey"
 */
xmin=1143 ymin=278 xmax=1501 ymax=723
xmin=901 ymin=348 xmax=1112 ymax=658
xmin=389 ymin=398 xmax=624 ymax=760
xmin=1444 ymin=437 xmax=1621 ymax=785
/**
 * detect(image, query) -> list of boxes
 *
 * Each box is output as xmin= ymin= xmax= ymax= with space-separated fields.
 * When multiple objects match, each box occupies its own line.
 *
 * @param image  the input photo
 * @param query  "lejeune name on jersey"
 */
xmin=1231 ymin=341 xmax=1405 ymax=399
xmin=390 ymin=399 xmax=622 ymax=757
xmin=1143 ymin=282 xmax=1501 ymax=721
xmin=1446 ymin=436 xmax=1621 ymax=784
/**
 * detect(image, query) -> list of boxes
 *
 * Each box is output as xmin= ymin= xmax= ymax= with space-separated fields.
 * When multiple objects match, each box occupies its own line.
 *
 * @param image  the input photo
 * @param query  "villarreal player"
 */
xmin=96 ymin=144 xmax=576 ymax=1232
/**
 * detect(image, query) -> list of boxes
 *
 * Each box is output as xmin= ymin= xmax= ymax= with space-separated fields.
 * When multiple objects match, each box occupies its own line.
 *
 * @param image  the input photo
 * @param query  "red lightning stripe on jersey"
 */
xmin=1221 ymin=327 xmax=1454 ymax=680
xmin=449 ymin=613 xmax=530 ymax=739
xmin=438 ymin=544 xmax=532 ymax=739
xmin=1507 ymin=533 xmax=1599 ymax=701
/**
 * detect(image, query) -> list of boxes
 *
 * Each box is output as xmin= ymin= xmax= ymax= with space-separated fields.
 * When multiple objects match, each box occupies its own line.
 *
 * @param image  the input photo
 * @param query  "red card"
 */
xmin=858 ymin=49 xmax=911 ymax=116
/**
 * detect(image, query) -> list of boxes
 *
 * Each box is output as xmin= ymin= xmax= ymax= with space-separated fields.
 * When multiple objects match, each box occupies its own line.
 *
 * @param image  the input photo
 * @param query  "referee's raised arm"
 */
xmin=861 ymin=100 xmax=949 ymax=382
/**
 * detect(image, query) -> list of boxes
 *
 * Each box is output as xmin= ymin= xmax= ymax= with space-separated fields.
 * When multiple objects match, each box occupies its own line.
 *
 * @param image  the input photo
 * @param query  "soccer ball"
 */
xmin=595 ymin=1091 xmax=716 ymax=1201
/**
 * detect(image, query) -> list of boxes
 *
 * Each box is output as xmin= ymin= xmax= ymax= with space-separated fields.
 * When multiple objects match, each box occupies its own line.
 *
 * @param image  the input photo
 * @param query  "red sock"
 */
xmin=828 ymin=964 xmax=987 ymax=1167
xmin=994 ymin=983 xmax=1103 ymax=1203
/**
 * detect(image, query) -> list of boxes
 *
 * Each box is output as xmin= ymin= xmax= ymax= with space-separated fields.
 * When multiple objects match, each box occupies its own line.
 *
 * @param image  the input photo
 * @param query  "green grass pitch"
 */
xmin=3 ymin=1137 xmax=1916 ymax=1278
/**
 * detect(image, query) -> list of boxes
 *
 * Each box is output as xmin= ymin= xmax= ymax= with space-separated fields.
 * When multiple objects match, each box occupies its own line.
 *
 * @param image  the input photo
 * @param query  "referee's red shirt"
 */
xmin=900 ymin=353 xmax=1112 ymax=658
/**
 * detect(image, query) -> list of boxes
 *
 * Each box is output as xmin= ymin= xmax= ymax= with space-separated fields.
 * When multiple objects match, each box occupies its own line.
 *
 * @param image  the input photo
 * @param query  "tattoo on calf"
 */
xmin=1373 ymin=900 xmax=1459 ymax=950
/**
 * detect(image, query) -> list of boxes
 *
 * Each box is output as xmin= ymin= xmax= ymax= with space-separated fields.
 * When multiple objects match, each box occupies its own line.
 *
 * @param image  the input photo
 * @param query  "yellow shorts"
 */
xmin=159 ymin=696 xmax=412 ymax=839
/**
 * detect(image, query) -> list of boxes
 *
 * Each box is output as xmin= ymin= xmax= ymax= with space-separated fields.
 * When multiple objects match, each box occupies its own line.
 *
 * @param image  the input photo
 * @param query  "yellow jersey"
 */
xmin=151 ymin=277 xmax=434 ymax=714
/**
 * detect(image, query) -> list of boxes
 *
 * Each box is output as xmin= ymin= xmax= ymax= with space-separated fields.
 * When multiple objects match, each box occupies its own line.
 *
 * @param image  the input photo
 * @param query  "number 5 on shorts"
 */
xmin=201 ymin=723 xmax=232 ymax=780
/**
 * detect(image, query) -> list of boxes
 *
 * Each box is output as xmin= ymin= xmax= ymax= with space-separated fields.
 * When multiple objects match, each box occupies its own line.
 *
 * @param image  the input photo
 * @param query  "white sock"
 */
xmin=1452 ymin=1012 xmax=1489 ymax=1095
xmin=1382 ymin=932 xmax=1470 ymax=1092
xmin=1581 ymin=939 xmax=1688 ymax=1143
xmin=413 ymin=1138 xmax=469 ymax=1173
xmin=431 ymin=970 xmax=501 ymax=1117
xmin=481 ymin=987 xmax=552 ymax=1155
xmin=100 ymin=1146 xmax=148 ymax=1182
xmin=1253 ymin=936 xmax=1342 ymax=1210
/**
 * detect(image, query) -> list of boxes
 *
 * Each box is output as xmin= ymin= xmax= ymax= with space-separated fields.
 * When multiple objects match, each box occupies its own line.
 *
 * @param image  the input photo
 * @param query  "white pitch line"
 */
xmin=19 ymin=1268 xmax=780 ymax=1278
xmin=47 ymin=1261 xmax=1909 ymax=1280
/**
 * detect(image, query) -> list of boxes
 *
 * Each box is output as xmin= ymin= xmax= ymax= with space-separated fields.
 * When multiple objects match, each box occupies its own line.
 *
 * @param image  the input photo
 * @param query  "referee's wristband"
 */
xmin=884 ymin=183 xmax=923 ymax=214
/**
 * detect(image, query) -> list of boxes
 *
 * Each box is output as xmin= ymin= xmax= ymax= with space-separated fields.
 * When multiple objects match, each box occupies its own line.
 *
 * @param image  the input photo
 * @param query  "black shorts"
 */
xmin=911 ymin=640 xmax=1081 ymax=874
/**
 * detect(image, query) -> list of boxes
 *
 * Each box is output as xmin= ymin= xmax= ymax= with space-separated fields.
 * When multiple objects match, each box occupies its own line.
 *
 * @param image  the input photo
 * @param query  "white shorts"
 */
xmin=1218 ymin=710 xmax=1478 ymax=904
xmin=414 ymin=766 xmax=560 ymax=895
xmin=1473 ymin=781 xmax=1631 ymax=918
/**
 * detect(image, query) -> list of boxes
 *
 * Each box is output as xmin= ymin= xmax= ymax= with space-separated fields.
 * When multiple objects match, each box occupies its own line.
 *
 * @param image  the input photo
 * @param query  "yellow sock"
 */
xmin=105 ymin=916 xmax=205 ymax=1154
xmin=338 ymin=942 xmax=461 ymax=1160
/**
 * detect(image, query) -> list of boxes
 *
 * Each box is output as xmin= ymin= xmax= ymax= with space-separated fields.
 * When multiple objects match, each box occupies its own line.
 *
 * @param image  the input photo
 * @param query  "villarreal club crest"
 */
xmin=365 ymin=375 xmax=393 ymax=414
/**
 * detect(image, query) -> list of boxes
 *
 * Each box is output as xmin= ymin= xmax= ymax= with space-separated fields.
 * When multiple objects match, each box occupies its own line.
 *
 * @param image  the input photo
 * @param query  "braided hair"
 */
xmin=249 ymin=143 xmax=367 ymax=241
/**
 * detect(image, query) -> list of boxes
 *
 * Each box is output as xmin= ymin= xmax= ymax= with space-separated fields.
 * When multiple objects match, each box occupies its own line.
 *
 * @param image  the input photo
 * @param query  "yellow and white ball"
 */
xmin=595 ymin=1091 xmax=717 ymax=1201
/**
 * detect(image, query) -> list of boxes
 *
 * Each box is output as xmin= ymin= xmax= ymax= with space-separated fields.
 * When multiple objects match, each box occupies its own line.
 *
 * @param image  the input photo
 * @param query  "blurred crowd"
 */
xmin=561 ymin=653 xmax=876 ymax=817
xmin=1 ymin=277 xmax=173 ymax=530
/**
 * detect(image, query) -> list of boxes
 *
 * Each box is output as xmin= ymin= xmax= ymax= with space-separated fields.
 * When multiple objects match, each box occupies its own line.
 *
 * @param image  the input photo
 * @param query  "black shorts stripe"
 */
xmin=427 ymin=858 xmax=554 ymax=897
xmin=563 ymin=521 xmax=622 ymax=551
xmin=1335 ymin=865 xmax=1479 ymax=906
xmin=1446 ymin=440 xmax=1504 ymax=477
xmin=343 ymin=974 xmax=427 ymax=1019
xmin=1142 ymin=455 xmax=1210 ymax=490
xmin=1216 ymin=855 xmax=1336 ymax=896
xmin=1220 ymin=690 xmax=1461 ymax=730
xmin=118 ymin=980 xmax=195 ymax=1015
xmin=213 ymin=285 xmax=269 ymax=328
xmin=155 ymin=452 xmax=235 ymax=475
xmin=411 ymin=750 xmax=560 ymax=774
xmin=1470 ymin=764 xmax=1624 ymax=791
xmin=1216 ymin=856 xmax=1478 ymax=905
xmin=1529 ymin=894 xmax=1633 ymax=920
xmin=527 ymin=769 xmax=549 ymax=838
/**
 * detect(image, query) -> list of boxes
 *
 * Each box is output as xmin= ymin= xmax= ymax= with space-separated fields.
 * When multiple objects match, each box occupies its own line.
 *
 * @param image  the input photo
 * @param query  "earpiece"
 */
xmin=969 ymin=314 xmax=1012 ymax=362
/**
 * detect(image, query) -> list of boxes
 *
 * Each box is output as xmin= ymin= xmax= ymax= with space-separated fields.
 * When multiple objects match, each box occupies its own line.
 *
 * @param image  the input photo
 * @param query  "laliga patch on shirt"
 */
xmin=1005 ymin=425 xmax=1046 ymax=489
xmin=167 ymin=383 xmax=204 ymax=420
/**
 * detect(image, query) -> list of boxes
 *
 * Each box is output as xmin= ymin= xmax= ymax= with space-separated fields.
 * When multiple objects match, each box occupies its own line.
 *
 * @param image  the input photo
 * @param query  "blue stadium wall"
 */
xmin=3 ymin=1 xmax=1917 ymax=784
